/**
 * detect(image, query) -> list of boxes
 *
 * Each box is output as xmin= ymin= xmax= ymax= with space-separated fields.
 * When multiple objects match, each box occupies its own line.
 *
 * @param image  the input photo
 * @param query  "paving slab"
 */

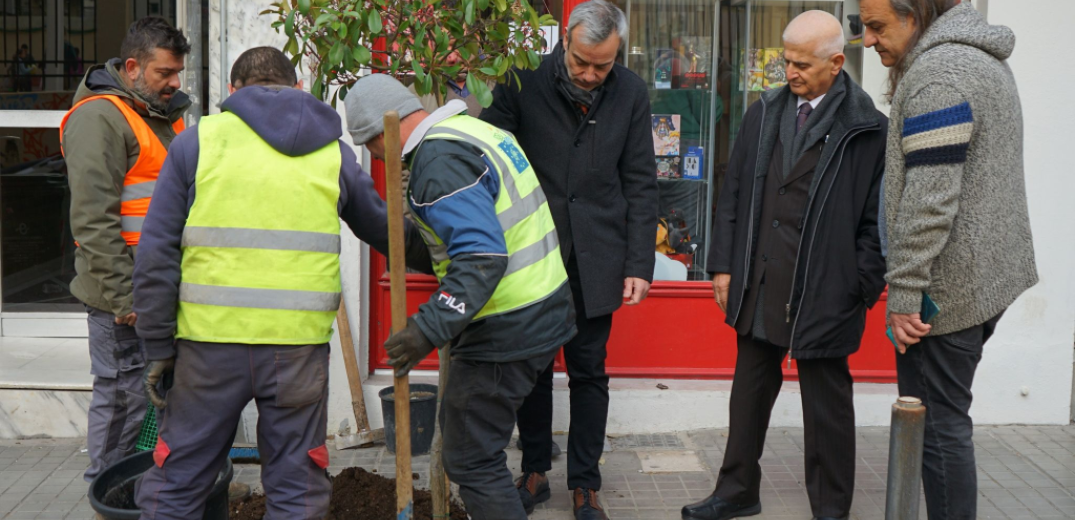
xmin=3 ymin=426 xmax=1075 ymax=519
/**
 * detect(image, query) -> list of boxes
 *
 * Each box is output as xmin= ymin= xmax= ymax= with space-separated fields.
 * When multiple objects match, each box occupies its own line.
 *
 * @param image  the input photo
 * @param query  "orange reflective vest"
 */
xmin=60 ymin=95 xmax=185 ymax=245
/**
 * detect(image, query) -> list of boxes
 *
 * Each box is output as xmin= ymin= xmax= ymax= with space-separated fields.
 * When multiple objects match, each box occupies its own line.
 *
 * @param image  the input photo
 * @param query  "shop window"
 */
xmin=727 ymin=0 xmax=864 ymax=145
xmin=0 ymin=0 xmax=186 ymax=313
xmin=625 ymin=0 xmax=724 ymax=281
xmin=624 ymin=0 xmax=864 ymax=282
xmin=0 ymin=126 xmax=79 ymax=312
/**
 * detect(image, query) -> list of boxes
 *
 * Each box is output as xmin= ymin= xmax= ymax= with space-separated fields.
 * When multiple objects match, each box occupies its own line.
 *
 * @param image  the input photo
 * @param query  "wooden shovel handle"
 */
xmin=384 ymin=110 xmax=414 ymax=519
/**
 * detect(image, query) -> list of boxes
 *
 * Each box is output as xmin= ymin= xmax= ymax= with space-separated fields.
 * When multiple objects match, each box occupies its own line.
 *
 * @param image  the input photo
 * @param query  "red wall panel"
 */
xmin=367 ymin=272 xmax=896 ymax=382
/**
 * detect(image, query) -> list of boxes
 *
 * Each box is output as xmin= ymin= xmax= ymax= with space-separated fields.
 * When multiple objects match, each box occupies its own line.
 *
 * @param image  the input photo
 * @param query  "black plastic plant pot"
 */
xmin=88 ymin=450 xmax=233 ymax=520
xmin=379 ymin=383 xmax=439 ymax=456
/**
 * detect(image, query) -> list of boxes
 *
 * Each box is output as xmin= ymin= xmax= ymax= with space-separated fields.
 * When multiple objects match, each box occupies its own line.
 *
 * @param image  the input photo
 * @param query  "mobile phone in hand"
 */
xmin=887 ymin=293 xmax=941 ymax=348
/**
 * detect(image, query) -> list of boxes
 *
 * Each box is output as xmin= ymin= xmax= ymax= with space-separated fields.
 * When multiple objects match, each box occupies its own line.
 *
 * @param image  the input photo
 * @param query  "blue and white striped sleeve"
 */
xmin=885 ymin=88 xmax=975 ymax=315
xmin=902 ymin=101 xmax=974 ymax=168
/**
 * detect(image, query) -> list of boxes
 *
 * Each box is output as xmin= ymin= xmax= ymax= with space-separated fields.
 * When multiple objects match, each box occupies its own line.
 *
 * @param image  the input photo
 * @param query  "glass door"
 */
xmin=0 ymin=0 xmax=192 ymax=336
xmin=625 ymin=0 xmax=723 ymax=281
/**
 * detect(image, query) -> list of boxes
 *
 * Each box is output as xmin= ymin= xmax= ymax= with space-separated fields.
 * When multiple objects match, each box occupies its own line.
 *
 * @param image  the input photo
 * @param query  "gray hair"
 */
xmin=566 ymin=0 xmax=628 ymax=47
xmin=885 ymin=0 xmax=961 ymax=99
xmin=782 ymin=10 xmax=846 ymax=59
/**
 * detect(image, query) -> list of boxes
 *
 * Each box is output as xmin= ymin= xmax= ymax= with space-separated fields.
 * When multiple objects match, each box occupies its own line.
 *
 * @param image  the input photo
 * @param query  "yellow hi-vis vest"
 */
xmin=176 ymin=112 xmax=343 ymax=344
xmin=411 ymin=115 xmax=567 ymax=320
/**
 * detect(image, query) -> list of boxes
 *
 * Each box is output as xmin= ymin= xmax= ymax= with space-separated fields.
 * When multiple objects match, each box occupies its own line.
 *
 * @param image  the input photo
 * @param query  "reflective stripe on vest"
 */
xmin=60 ymin=95 xmax=185 ymax=245
xmin=412 ymin=115 xmax=568 ymax=320
xmin=421 ymin=127 xmax=550 ymax=231
xmin=176 ymin=111 xmax=343 ymax=345
xmin=180 ymin=283 xmax=341 ymax=312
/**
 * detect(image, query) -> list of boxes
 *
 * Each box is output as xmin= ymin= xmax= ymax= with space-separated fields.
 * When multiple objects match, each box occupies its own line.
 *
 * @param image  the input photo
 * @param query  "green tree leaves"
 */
xmin=265 ymin=0 xmax=552 ymax=107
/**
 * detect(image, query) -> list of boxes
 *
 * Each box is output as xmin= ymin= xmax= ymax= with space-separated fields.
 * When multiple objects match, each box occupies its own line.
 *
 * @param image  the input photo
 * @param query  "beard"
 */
xmin=133 ymin=71 xmax=176 ymax=113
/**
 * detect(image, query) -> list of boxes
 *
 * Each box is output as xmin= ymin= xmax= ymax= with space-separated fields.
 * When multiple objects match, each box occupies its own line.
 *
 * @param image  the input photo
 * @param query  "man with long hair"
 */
xmin=862 ymin=1 xmax=1038 ymax=518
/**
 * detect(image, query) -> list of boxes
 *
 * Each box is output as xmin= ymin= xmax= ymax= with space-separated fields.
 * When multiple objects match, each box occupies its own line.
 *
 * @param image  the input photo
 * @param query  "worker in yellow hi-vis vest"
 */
xmin=130 ymin=48 xmax=430 ymax=519
xmin=344 ymin=74 xmax=577 ymax=520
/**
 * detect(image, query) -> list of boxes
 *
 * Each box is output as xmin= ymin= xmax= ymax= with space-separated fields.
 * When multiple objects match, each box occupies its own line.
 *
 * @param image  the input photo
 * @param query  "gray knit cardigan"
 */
xmin=883 ymin=2 xmax=1037 ymax=335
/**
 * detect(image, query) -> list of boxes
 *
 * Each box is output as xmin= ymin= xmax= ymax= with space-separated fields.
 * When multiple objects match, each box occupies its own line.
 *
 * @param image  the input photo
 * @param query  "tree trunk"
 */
xmin=430 ymin=345 xmax=451 ymax=516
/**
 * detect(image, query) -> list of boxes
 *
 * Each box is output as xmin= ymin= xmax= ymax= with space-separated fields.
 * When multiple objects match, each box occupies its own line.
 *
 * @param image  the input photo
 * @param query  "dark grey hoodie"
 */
xmin=133 ymin=86 xmax=430 ymax=359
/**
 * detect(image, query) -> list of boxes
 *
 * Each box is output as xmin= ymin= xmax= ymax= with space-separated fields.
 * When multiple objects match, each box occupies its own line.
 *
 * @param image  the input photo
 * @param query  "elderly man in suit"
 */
xmin=682 ymin=11 xmax=887 ymax=520
xmin=480 ymin=1 xmax=658 ymax=518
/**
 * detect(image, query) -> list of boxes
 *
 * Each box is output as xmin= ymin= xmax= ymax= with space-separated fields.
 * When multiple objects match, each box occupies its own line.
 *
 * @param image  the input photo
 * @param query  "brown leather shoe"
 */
xmin=573 ymin=488 xmax=609 ymax=520
xmin=515 ymin=471 xmax=550 ymax=514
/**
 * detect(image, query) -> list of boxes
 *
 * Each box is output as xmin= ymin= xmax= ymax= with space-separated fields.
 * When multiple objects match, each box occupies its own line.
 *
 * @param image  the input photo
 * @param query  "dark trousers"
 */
xmin=896 ymin=312 xmax=1003 ymax=520
xmin=518 ymin=254 xmax=613 ymax=490
xmin=714 ymin=336 xmax=855 ymax=518
xmin=441 ymin=351 xmax=558 ymax=520
xmin=84 ymin=308 xmax=147 ymax=483
xmin=136 ymin=341 xmax=331 ymax=520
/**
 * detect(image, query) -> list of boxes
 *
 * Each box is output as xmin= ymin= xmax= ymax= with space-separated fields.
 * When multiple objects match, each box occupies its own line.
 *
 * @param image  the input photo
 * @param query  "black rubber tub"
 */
xmin=88 ymin=450 xmax=233 ymax=519
xmin=379 ymin=383 xmax=439 ymax=456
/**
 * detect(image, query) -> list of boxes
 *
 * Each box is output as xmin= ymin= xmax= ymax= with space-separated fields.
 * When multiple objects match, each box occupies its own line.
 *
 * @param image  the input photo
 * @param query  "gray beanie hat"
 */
xmin=344 ymin=74 xmax=425 ymax=146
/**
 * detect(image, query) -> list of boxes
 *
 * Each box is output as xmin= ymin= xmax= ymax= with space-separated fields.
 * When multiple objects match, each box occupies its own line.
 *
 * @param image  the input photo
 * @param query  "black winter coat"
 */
xmin=480 ymin=43 xmax=659 ymax=318
xmin=707 ymin=74 xmax=888 ymax=359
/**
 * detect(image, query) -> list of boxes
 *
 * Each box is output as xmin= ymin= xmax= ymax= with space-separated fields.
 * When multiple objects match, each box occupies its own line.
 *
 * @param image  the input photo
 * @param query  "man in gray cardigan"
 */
xmin=862 ymin=1 xmax=1038 ymax=518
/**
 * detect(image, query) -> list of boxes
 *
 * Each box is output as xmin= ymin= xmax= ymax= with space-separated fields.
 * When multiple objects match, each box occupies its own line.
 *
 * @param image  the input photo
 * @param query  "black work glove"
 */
xmin=384 ymin=317 xmax=436 ymax=377
xmin=143 ymin=358 xmax=175 ymax=409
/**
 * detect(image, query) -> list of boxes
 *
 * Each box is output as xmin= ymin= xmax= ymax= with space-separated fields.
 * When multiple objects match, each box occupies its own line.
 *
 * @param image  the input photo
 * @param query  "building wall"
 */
xmin=978 ymin=0 xmax=1075 ymax=425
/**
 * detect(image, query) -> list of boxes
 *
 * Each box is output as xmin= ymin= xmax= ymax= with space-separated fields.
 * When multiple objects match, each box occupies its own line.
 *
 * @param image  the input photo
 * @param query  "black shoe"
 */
xmin=514 ymin=439 xmax=563 ymax=459
xmin=681 ymin=493 xmax=761 ymax=520
xmin=573 ymin=488 xmax=609 ymax=520
xmin=515 ymin=471 xmax=550 ymax=514
xmin=813 ymin=517 xmax=848 ymax=520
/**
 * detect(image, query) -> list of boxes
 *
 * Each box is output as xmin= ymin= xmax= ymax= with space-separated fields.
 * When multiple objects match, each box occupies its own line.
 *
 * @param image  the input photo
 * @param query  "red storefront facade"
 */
xmin=365 ymin=0 xmax=896 ymax=383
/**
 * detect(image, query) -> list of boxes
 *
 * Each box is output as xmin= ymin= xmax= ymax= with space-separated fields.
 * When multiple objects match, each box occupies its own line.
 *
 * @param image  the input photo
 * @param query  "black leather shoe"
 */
xmin=681 ymin=493 xmax=761 ymax=520
xmin=813 ymin=517 xmax=848 ymax=520
xmin=573 ymin=488 xmax=609 ymax=520
xmin=551 ymin=440 xmax=562 ymax=458
xmin=515 ymin=471 xmax=550 ymax=514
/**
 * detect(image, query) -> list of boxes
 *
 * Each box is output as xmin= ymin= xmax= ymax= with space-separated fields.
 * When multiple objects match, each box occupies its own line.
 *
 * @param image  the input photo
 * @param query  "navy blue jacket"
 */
xmin=133 ymin=86 xmax=430 ymax=359
xmin=407 ymin=137 xmax=575 ymax=362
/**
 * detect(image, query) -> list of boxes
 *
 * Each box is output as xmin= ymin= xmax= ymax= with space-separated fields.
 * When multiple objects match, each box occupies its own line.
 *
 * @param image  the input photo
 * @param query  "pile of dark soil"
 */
xmin=102 ymin=477 xmax=137 ymax=509
xmin=230 ymin=467 xmax=468 ymax=520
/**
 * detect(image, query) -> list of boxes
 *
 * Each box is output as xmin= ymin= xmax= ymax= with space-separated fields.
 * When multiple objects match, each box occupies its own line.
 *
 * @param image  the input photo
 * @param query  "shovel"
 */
xmin=333 ymin=299 xmax=385 ymax=450
xmin=384 ymin=110 xmax=414 ymax=519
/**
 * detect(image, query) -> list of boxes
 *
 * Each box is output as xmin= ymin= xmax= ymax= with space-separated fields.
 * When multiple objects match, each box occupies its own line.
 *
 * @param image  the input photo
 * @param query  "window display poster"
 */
xmin=762 ymin=49 xmax=787 ymax=90
xmin=653 ymin=114 xmax=681 ymax=179
xmin=742 ymin=48 xmax=765 ymax=91
xmin=678 ymin=37 xmax=711 ymax=90
xmin=652 ymin=114 xmax=680 ymax=156
xmin=656 ymin=156 xmax=682 ymax=178
xmin=654 ymin=49 xmax=673 ymax=89
xmin=741 ymin=48 xmax=787 ymax=91
xmin=683 ymin=146 xmax=704 ymax=180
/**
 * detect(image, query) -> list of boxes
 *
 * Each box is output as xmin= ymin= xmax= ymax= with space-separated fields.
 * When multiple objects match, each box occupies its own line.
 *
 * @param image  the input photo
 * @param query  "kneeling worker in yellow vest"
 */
xmin=345 ymin=74 xmax=578 ymax=520
xmin=130 ymin=48 xmax=431 ymax=519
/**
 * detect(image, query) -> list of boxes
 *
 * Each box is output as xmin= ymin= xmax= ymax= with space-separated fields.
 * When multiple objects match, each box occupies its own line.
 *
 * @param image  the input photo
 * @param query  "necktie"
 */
xmin=796 ymin=102 xmax=814 ymax=135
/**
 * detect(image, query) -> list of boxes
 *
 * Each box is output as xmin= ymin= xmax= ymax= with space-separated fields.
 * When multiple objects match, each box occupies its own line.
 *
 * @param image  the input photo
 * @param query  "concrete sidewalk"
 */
xmin=2 ymin=426 xmax=1074 ymax=519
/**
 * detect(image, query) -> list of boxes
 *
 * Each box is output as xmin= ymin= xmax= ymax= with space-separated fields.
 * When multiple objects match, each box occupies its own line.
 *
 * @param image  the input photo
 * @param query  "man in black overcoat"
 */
xmin=480 ymin=1 xmax=659 ymax=518
xmin=683 ymin=11 xmax=887 ymax=520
